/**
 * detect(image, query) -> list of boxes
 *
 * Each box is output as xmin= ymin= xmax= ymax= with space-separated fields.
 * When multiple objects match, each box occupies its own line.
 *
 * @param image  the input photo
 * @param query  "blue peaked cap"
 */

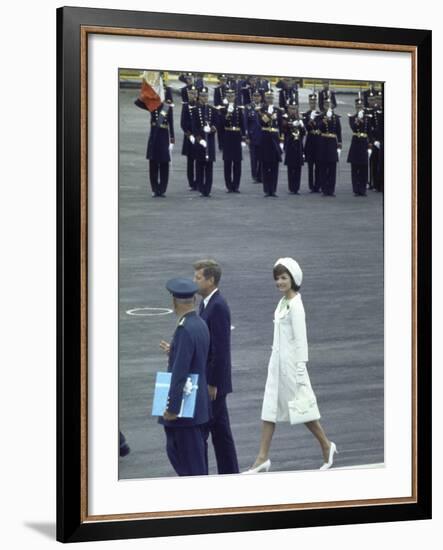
xmin=166 ymin=277 xmax=198 ymax=299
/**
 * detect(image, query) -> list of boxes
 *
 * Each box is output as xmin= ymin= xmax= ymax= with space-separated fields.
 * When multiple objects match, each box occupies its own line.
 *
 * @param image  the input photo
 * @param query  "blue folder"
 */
xmin=151 ymin=372 xmax=199 ymax=418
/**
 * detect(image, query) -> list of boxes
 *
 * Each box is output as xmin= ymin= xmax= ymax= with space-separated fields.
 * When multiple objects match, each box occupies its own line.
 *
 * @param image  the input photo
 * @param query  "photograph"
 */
xmin=118 ymin=69 xmax=385 ymax=480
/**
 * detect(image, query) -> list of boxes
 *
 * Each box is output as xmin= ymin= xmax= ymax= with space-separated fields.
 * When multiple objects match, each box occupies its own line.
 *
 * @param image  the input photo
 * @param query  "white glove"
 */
xmin=241 ymin=141 xmax=247 ymax=148
xmin=374 ymin=141 xmax=381 ymax=149
xmin=367 ymin=149 xmax=372 ymax=158
xmin=299 ymin=120 xmax=304 ymax=128
xmin=337 ymin=148 xmax=341 ymax=158
xmin=303 ymin=154 xmax=306 ymax=161
xmin=169 ymin=143 xmax=174 ymax=152
xmin=189 ymin=135 xmax=196 ymax=145
xmin=280 ymin=143 xmax=284 ymax=152
xmin=199 ymin=139 xmax=207 ymax=148
xmin=327 ymin=109 xmax=333 ymax=118
xmin=282 ymin=113 xmax=288 ymax=119
xmin=203 ymin=125 xmax=211 ymax=133
xmin=228 ymin=103 xmax=234 ymax=113
xmin=223 ymin=98 xmax=228 ymax=105
xmin=293 ymin=120 xmax=300 ymax=127
xmin=358 ymin=110 xmax=364 ymax=119
xmin=268 ymin=105 xmax=274 ymax=114
xmin=310 ymin=111 xmax=316 ymax=120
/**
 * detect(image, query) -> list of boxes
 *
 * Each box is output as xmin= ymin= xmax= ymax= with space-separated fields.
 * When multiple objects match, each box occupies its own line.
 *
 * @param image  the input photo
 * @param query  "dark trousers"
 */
xmin=249 ymin=144 xmax=262 ymax=182
xmin=370 ymin=147 xmax=384 ymax=192
xmin=164 ymin=426 xmax=208 ymax=476
xmin=203 ymin=394 xmax=239 ymax=475
xmin=149 ymin=161 xmax=169 ymax=196
xmin=224 ymin=160 xmax=242 ymax=191
xmin=308 ymin=161 xmax=321 ymax=191
xmin=187 ymin=156 xmax=197 ymax=189
xmin=287 ymin=165 xmax=302 ymax=193
xmin=196 ymin=161 xmax=214 ymax=196
xmin=351 ymin=164 xmax=368 ymax=195
xmin=262 ymin=162 xmax=279 ymax=195
xmin=319 ymin=162 xmax=337 ymax=195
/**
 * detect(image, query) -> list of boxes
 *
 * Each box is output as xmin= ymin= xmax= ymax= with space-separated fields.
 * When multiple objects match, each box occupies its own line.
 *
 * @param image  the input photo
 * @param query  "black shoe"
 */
xmin=271 ymin=193 xmax=278 ymax=197
xmin=233 ymin=189 xmax=241 ymax=193
xmin=264 ymin=193 xmax=271 ymax=197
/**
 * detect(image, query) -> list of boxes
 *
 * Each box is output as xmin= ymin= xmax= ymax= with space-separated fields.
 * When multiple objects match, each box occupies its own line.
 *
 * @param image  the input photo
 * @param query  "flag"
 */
xmin=138 ymin=71 xmax=165 ymax=112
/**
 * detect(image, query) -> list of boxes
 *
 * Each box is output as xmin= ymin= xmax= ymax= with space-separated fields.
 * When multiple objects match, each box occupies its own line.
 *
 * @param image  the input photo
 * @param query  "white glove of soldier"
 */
xmin=199 ymin=139 xmax=207 ymax=148
xmin=241 ymin=141 xmax=247 ymax=148
xmin=169 ymin=143 xmax=174 ymax=152
xmin=327 ymin=108 xmax=333 ymax=118
xmin=280 ymin=143 xmax=284 ymax=152
xmin=299 ymin=120 xmax=304 ymax=127
xmin=223 ymin=98 xmax=229 ymax=105
xmin=374 ymin=141 xmax=381 ymax=149
xmin=337 ymin=148 xmax=341 ymax=158
xmin=203 ymin=124 xmax=211 ymax=133
xmin=268 ymin=105 xmax=274 ymax=115
xmin=189 ymin=135 xmax=196 ymax=145
xmin=293 ymin=120 xmax=300 ymax=127
xmin=358 ymin=110 xmax=364 ymax=119
xmin=228 ymin=103 xmax=234 ymax=113
xmin=310 ymin=111 xmax=316 ymax=120
xmin=367 ymin=149 xmax=372 ymax=158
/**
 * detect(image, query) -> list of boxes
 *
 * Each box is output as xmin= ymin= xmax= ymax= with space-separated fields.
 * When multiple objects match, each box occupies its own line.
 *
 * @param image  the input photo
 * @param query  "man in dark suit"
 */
xmin=193 ymin=259 xmax=239 ymax=475
xmin=158 ymin=277 xmax=211 ymax=476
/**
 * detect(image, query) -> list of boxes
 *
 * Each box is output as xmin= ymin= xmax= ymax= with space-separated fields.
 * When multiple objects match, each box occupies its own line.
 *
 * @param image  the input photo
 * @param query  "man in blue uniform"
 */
xmin=213 ymin=74 xmax=229 ymax=151
xmin=218 ymin=89 xmax=247 ymax=193
xmin=245 ymin=89 xmax=263 ymax=183
xmin=347 ymin=97 xmax=373 ymax=196
xmin=317 ymin=97 xmax=342 ymax=196
xmin=134 ymin=97 xmax=175 ymax=197
xmin=281 ymin=100 xmax=306 ymax=194
xmin=181 ymin=85 xmax=198 ymax=190
xmin=193 ymin=259 xmax=239 ymax=475
xmin=158 ymin=277 xmax=211 ymax=477
xmin=258 ymin=90 xmax=284 ymax=197
xmin=318 ymin=80 xmax=337 ymax=111
xmin=192 ymin=87 xmax=218 ymax=197
xmin=277 ymin=77 xmax=299 ymax=109
xmin=368 ymin=91 xmax=384 ymax=192
xmin=303 ymin=93 xmax=322 ymax=192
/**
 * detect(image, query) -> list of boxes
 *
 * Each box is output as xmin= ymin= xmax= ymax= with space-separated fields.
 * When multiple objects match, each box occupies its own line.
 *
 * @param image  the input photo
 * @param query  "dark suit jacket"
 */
xmin=199 ymin=291 xmax=233 ymax=396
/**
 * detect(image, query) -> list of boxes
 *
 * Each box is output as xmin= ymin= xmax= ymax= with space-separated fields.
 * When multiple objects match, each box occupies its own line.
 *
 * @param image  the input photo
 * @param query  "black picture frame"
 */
xmin=57 ymin=6 xmax=432 ymax=543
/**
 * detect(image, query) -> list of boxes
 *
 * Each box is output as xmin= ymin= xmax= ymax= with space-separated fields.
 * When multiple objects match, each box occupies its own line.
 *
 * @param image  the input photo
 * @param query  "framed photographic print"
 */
xmin=57 ymin=6 xmax=432 ymax=543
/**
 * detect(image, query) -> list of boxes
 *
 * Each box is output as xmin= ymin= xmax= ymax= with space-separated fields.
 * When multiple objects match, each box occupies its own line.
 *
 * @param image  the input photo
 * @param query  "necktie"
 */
xmin=199 ymin=300 xmax=205 ymax=315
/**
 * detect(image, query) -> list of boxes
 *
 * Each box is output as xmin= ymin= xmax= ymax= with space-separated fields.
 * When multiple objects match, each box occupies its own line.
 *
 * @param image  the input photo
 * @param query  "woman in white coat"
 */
xmin=244 ymin=257 xmax=337 ymax=473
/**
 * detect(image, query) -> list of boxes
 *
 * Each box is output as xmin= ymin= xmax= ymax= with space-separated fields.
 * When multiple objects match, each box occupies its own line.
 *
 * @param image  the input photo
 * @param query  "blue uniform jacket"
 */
xmin=219 ymin=104 xmax=246 ymax=162
xmin=303 ymin=110 xmax=321 ymax=162
xmin=199 ymin=291 xmax=233 ymax=396
xmin=134 ymin=100 xmax=175 ymax=163
xmin=191 ymin=104 xmax=218 ymax=162
xmin=158 ymin=312 xmax=210 ymax=428
xmin=317 ymin=113 xmax=342 ymax=163
xmin=282 ymin=116 xmax=306 ymax=167
xmin=257 ymin=106 xmax=283 ymax=163
xmin=318 ymin=89 xmax=337 ymax=111
xmin=347 ymin=113 xmax=373 ymax=164
xmin=245 ymin=104 xmax=263 ymax=146
xmin=181 ymin=102 xmax=197 ymax=157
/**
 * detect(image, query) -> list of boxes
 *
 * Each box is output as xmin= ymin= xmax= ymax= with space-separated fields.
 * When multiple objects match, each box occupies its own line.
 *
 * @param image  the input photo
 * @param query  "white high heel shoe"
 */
xmin=320 ymin=442 xmax=338 ymax=470
xmin=242 ymin=459 xmax=271 ymax=474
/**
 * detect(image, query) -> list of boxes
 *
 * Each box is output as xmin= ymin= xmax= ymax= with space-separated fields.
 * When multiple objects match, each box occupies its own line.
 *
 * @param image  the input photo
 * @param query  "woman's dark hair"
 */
xmin=273 ymin=264 xmax=300 ymax=292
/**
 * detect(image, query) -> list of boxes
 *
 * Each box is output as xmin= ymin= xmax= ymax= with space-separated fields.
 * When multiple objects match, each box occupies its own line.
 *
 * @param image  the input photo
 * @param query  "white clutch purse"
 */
xmin=288 ymin=384 xmax=321 ymax=425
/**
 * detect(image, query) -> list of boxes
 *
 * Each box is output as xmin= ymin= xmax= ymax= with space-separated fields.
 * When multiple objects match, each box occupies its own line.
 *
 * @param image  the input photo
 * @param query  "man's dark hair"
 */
xmin=273 ymin=264 xmax=300 ymax=292
xmin=193 ymin=259 xmax=222 ymax=286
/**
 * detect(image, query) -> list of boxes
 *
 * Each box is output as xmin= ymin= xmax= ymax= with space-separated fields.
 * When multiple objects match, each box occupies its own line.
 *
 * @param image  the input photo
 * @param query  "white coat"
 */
xmin=261 ymin=293 xmax=319 ymax=423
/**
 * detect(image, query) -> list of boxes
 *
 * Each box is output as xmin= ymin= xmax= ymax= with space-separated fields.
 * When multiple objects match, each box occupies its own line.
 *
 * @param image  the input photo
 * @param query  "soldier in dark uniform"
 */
xmin=245 ymin=89 xmax=263 ymax=183
xmin=181 ymin=85 xmax=198 ymax=190
xmin=134 ymin=98 xmax=175 ymax=197
xmin=303 ymin=93 xmax=322 ymax=193
xmin=214 ymin=74 xmax=229 ymax=151
xmin=158 ymin=277 xmax=211 ymax=477
xmin=347 ymin=98 xmax=373 ymax=196
xmin=318 ymin=80 xmax=337 ymax=111
xmin=317 ymin=97 xmax=342 ymax=196
xmin=282 ymin=101 xmax=306 ymax=194
xmin=368 ymin=91 xmax=384 ymax=192
xmin=218 ymin=89 xmax=247 ymax=193
xmin=192 ymin=87 xmax=218 ymax=197
xmin=362 ymin=81 xmax=378 ymax=108
xmin=258 ymin=90 xmax=284 ymax=197
xmin=277 ymin=78 xmax=299 ymax=109
xmin=180 ymin=72 xmax=194 ymax=102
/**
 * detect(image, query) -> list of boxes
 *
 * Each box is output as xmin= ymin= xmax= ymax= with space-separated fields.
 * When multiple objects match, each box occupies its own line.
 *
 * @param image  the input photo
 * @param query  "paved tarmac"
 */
xmin=118 ymin=85 xmax=384 ymax=480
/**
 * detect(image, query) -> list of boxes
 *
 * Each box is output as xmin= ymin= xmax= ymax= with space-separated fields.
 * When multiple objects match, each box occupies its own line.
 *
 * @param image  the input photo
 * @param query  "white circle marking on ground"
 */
xmin=126 ymin=307 xmax=173 ymax=316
